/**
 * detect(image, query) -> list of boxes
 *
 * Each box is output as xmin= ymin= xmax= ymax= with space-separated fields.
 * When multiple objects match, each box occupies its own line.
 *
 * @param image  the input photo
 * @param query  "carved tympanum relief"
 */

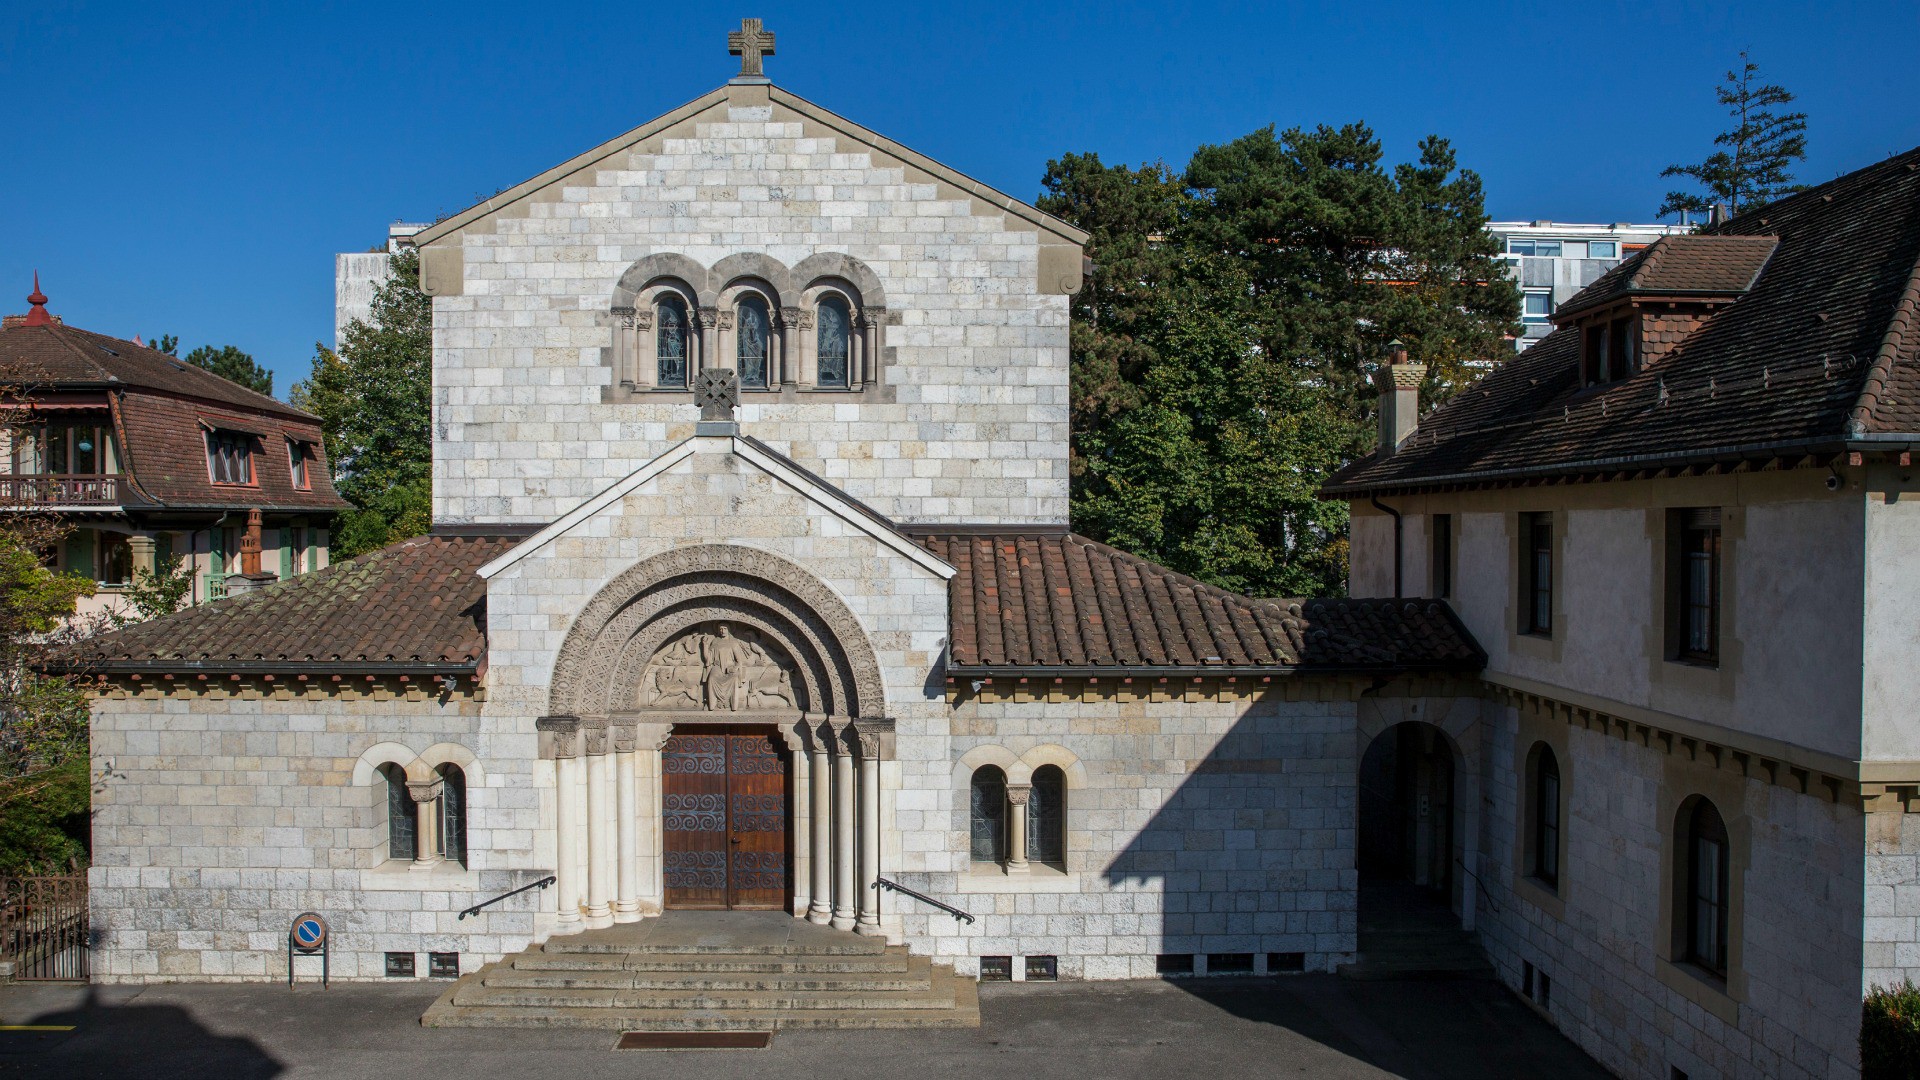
xmin=641 ymin=623 xmax=798 ymax=712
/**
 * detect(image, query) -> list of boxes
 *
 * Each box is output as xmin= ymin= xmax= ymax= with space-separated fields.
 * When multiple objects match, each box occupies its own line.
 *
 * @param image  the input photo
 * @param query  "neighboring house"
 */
xmin=1488 ymin=220 xmax=1695 ymax=348
xmin=1327 ymin=147 xmax=1920 ymax=1079
xmin=1 ymin=280 xmax=348 ymax=619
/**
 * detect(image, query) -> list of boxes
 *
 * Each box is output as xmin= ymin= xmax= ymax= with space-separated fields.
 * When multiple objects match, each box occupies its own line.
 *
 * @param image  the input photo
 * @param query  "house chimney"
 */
xmin=1373 ymin=341 xmax=1426 ymax=458
xmin=1708 ymin=202 xmax=1731 ymax=227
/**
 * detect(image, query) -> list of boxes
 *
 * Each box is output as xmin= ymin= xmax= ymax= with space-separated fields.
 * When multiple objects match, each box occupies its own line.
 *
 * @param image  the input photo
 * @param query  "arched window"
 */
xmin=970 ymin=766 xmax=1007 ymax=864
xmin=1028 ymin=765 xmax=1066 ymax=867
xmin=1684 ymin=798 xmax=1730 ymax=976
xmin=1529 ymin=745 xmax=1560 ymax=890
xmin=656 ymin=297 xmax=690 ymax=388
xmin=736 ymin=297 xmax=770 ymax=389
xmin=816 ymin=297 xmax=850 ymax=388
xmin=438 ymin=763 xmax=468 ymax=869
xmin=379 ymin=763 xmax=416 ymax=862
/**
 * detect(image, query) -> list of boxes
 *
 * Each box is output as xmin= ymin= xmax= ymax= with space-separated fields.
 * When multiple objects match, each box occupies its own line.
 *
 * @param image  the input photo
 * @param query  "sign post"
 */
xmin=288 ymin=911 xmax=329 ymax=988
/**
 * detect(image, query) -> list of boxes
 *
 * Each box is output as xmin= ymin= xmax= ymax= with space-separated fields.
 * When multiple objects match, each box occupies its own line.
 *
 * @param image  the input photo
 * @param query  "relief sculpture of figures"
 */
xmin=640 ymin=623 xmax=797 ymax=711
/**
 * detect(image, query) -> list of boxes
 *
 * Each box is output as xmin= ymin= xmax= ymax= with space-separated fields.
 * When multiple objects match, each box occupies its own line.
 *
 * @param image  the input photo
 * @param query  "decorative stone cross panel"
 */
xmin=695 ymin=368 xmax=739 ymax=421
xmin=728 ymin=18 xmax=775 ymax=78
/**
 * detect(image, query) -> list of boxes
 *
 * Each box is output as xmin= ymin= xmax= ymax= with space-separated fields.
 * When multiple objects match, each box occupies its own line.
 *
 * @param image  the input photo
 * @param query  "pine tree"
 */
xmin=1659 ymin=51 xmax=1809 ymax=218
xmin=182 ymin=344 xmax=273 ymax=396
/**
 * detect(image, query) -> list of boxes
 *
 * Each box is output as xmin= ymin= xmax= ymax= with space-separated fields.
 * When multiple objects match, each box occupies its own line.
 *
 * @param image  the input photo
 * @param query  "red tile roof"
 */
xmin=918 ymin=532 xmax=1483 ymax=673
xmin=1552 ymin=235 xmax=1780 ymax=321
xmin=1329 ymin=146 xmax=1920 ymax=495
xmin=55 ymin=534 xmax=513 ymax=673
xmin=58 ymin=532 xmax=1484 ymax=677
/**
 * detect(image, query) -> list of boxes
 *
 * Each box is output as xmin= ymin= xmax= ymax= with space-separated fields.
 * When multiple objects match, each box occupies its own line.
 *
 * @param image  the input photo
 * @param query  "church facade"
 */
xmin=74 ymin=56 xmax=1476 ymax=991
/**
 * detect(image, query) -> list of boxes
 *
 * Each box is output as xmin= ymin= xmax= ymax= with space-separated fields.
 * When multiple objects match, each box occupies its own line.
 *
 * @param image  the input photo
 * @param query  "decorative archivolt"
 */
xmin=547 ymin=544 xmax=885 ymax=721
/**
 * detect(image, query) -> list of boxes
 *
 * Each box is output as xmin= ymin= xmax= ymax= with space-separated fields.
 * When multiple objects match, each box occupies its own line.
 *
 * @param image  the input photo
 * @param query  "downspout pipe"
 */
xmin=1369 ymin=495 xmax=1403 ymax=599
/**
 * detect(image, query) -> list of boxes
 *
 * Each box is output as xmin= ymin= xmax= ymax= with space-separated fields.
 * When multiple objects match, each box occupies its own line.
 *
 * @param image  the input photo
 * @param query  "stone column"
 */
xmin=1005 ymin=785 xmax=1032 ymax=874
xmin=855 ymin=733 xmax=882 ymax=934
xmin=583 ymin=721 xmax=613 ymax=928
xmin=613 ymin=724 xmax=640 ymax=923
xmin=128 ymin=534 xmax=156 ymax=577
xmin=697 ymin=306 xmax=718 ymax=379
xmin=860 ymin=308 xmax=883 ymax=389
xmin=541 ymin=716 xmax=584 ymax=934
xmin=637 ymin=724 xmax=671 ymax=915
xmin=406 ymin=777 xmax=444 ymax=870
xmin=791 ymin=733 xmax=812 ymax=918
xmin=808 ymin=726 xmax=834 ymax=925
xmin=769 ymin=307 xmax=786 ymax=387
xmin=848 ymin=309 xmax=864 ymax=388
xmin=831 ymin=728 xmax=856 ymax=930
xmin=780 ymin=307 xmax=802 ymax=388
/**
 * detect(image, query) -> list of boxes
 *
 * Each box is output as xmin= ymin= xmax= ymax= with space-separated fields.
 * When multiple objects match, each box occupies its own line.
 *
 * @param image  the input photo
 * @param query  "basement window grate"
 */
xmin=1024 ymin=955 xmax=1057 ymax=981
xmin=429 ymin=952 xmax=460 ymax=979
xmin=384 ymin=952 xmax=415 ymax=978
xmin=1155 ymin=953 xmax=1194 ymax=976
xmin=1208 ymin=953 xmax=1253 ymax=975
xmin=979 ymin=955 xmax=1012 ymax=981
xmin=1268 ymin=952 xmax=1305 ymax=973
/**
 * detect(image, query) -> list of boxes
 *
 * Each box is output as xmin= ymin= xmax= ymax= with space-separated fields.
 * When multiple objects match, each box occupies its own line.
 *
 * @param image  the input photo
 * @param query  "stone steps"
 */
xmin=421 ymin=912 xmax=979 ymax=1031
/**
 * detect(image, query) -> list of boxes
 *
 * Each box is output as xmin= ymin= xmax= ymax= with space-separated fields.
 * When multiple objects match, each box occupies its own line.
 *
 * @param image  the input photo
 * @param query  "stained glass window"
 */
xmin=656 ymin=297 xmax=689 ymax=388
xmin=816 ymin=298 xmax=850 ymax=388
xmin=1532 ymin=748 xmax=1559 ymax=889
xmin=1028 ymin=765 xmax=1065 ymax=866
xmin=381 ymin=763 xmax=415 ymax=862
xmin=438 ymin=764 xmax=467 ymax=868
xmin=736 ymin=298 xmax=769 ymax=389
xmin=970 ymin=766 xmax=1006 ymax=863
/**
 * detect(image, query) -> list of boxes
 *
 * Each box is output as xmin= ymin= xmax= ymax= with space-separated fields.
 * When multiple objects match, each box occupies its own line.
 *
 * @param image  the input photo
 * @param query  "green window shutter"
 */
xmin=278 ymin=527 xmax=292 ymax=579
xmin=208 ymin=528 xmax=224 ymax=576
xmin=155 ymin=532 xmax=171 ymax=563
xmin=65 ymin=529 xmax=95 ymax=580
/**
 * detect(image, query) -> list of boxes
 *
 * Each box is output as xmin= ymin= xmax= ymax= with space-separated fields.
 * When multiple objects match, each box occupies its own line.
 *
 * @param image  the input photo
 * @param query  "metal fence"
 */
xmin=1 ymin=875 xmax=89 ymax=980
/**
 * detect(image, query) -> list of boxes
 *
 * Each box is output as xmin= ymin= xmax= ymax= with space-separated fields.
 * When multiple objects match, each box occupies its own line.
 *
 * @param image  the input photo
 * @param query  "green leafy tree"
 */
xmin=292 ymin=250 xmax=432 ymax=558
xmin=1041 ymin=125 xmax=1515 ymax=596
xmin=1659 ymin=51 xmax=1809 ymax=218
xmin=0 ymin=522 xmax=96 ymax=872
xmin=147 ymin=333 xmax=179 ymax=356
xmin=183 ymin=344 xmax=273 ymax=396
xmin=110 ymin=553 xmax=194 ymax=626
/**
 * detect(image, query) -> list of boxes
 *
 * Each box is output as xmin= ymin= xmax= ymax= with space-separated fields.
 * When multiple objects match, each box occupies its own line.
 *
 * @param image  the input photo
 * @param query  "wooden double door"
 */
xmin=662 ymin=726 xmax=790 ymax=909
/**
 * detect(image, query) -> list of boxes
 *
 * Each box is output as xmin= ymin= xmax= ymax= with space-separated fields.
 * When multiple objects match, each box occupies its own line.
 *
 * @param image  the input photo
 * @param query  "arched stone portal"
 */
xmin=537 ymin=545 xmax=891 ymax=934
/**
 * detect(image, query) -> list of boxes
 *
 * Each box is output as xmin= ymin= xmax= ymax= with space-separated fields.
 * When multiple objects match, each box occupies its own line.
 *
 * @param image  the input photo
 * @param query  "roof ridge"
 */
xmin=44 ymin=324 xmax=114 ymax=382
xmin=1848 ymin=237 xmax=1920 ymax=435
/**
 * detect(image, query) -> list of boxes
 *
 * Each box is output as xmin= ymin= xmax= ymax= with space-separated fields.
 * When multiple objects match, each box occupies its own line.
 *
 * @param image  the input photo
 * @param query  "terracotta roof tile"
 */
xmin=918 ymin=532 xmax=1483 ymax=673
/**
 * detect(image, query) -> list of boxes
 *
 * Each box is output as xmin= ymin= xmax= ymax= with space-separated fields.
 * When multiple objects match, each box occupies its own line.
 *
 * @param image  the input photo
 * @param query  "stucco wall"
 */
xmin=1477 ymin=702 xmax=1865 ymax=1080
xmin=428 ymin=99 xmax=1070 ymax=528
xmin=1862 ymin=465 xmax=1920 ymax=761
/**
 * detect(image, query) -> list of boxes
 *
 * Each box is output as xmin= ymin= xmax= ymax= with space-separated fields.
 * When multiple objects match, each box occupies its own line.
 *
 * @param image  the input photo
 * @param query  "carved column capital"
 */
xmin=581 ymin=716 xmax=610 ymax=756
xmin=611 ymin=721 xmax=638 ymax=754
xmin=780 ymin=306 xmax=802 ymax=331
xmin=717 ymin=310 xmax=735 ymax=331
xmin=407 ymin=778 xmax=445 ymax=804
xmin=537 ymin=715 xmax=582 ymax=760
xmin=1005 ymin=784 xmax=1032 ymax=807
xmin=613 ymin=306 xmax=637 ymax=330
xmin=697 ymin=306 xmax=720 ymax=329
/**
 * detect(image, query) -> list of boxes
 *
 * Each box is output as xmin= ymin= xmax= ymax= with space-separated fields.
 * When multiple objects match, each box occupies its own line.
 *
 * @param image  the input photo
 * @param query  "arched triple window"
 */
xmin=736 ymin=297 xmax=771 ymax=389
xmin=1527 ymin=745 xmax=1561 ymax=890
xmin=970 ymin=766 xmax=1007 ymax=864
xmin=438 ymin=763 xmax=468 ymax=869
xmin=655 ymin=296 xmax=690 ymax=388
xmin=1028 ymin=765 xmax=1066 ymax=867
xmin=816 ymin=297 xmax=851 ymax=389
xmin=1682 ymin=798 xmax=1730 ymax=976
xmin=380 ymin=762 xmax=416 ymax=862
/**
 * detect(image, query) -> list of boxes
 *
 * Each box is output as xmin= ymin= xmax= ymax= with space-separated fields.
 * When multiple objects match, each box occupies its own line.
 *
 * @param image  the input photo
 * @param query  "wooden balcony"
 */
xmin=0 ymin=474 xmax=126 ymax=508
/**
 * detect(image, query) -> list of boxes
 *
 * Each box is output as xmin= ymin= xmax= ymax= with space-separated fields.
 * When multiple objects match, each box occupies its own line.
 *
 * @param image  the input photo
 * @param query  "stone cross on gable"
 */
xmin=696 ymin=368 xmax=740 ymax=421
xmin=727 ymin=18 xmax=776 ymax=79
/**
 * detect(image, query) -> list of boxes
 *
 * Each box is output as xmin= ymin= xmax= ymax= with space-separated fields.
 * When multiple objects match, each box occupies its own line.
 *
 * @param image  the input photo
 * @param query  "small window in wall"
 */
xmin=205 ymin=430 xmax=253 ymax=485
xmin=1028 ymin=765 xmax=1066 ymax=867
xmin=816 ymin=298 xmax=851 ymax=389
xmin=656 ymin=297 xmax=691 ymax=389
xmin=438 ymin=764 xmax=468 ymax=868
xmin=385 ymin=952 xmax=415 ymax=978
xmin=428 ymin=952 xmax=460 ymax=978
xmin=1520 ymin=512 xmax=1553 ymax=637
xmin=1268 ymin=952 xmax=1305 ymax=973
xmin=1522 ymin=292 xmax=1553 ymax=324
xmin=1589 ymin=240 xmax=1618 ymax=259
xmin=95 ymin=532 xmax=132 ymax=586
xmin=736 ymin=297 xmax=771 ymax=390
xmin=1025 ymin=955 xmax=1058 ymax=981
xmin=1527 ymin=744 xmax=1561 ymax=890
xmin=1509 ymin=239 xmax=1563 ymax=257
xmin=1681 ymin=798 xmax=1731 ymax=978
xmin=1208 ymin=953 xmax=1254 ymax=975
xmin=380 ymin=762 xmax=416 ymax=862
xmin=287 ymin=440 xmax=312 ymax=490
xmin=1430 ymin=514 xmax=1453 ymax=599
xmin=979 ymin=955 xmax=1013 ymax=981
xmin=1667 ymin=508 xmax=1721 ymax=665
xmin=1155 ymin=954 xmax=1194 ymax=976
xmin=1607 ymin=316 xmax=1634 ymax=381
xmin=970 ymin=766 xmax=1007 ymax=864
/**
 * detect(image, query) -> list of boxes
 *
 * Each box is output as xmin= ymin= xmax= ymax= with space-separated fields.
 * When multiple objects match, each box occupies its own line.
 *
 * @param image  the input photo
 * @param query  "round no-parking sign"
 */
xmin=291 ymin=912 xmax=328 ymax=952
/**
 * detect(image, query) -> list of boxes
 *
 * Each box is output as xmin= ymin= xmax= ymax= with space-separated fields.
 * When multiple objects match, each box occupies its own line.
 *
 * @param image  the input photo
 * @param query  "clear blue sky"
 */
xmin=4 ymin=1 xmax=1916 ymax=396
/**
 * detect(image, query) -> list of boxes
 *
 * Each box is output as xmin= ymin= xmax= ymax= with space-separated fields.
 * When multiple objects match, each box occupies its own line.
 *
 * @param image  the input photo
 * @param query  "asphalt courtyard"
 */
xmin=0 ymin=972 xmax=1610 ymax=1080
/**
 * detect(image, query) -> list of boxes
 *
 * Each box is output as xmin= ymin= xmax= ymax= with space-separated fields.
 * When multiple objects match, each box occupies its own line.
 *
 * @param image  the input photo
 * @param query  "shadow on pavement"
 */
xmin=0 ymin=985 xmax=284 ymax=1080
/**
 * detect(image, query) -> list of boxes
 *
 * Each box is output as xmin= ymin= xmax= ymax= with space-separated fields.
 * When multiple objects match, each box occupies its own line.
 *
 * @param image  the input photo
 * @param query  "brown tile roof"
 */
xmin=918 ymin=532 xmax=1484 ymax=673
xmin=54 ymin=534 xmax=514 ymax=673
xmin=1328 ymin=146 xmax=1920 ymax=495
xmin=56 ymin=530 xmax=1484 ymax=677
xmin=1552 ymin=235 xmax=1780 ymax=320
xmin=1 ymin=322 xmax=316 ymax=421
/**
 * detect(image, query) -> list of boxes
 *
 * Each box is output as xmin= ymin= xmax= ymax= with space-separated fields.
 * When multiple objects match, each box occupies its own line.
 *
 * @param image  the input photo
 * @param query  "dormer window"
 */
xmin=206 ymin=430 xmax=254 ymax=485
xmin=288 ymin=439 xmax=313 ymax=490
xmin=1580 ymin=315 xmax=1639 ymax=387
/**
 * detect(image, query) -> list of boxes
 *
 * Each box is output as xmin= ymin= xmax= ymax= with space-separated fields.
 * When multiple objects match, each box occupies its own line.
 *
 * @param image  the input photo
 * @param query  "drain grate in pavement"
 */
xmin=615 ymin=1031 xmax=774 ymax=1050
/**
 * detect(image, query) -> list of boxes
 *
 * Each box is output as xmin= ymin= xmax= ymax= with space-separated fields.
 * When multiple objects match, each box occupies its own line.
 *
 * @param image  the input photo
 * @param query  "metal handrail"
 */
xmin=458 ymin=875 xmax=555 ymax=920
xmin=873 ymin=877 xmax=974 ymax=924
xmin=1455 ymin=858 xmax=1500 ymax=916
